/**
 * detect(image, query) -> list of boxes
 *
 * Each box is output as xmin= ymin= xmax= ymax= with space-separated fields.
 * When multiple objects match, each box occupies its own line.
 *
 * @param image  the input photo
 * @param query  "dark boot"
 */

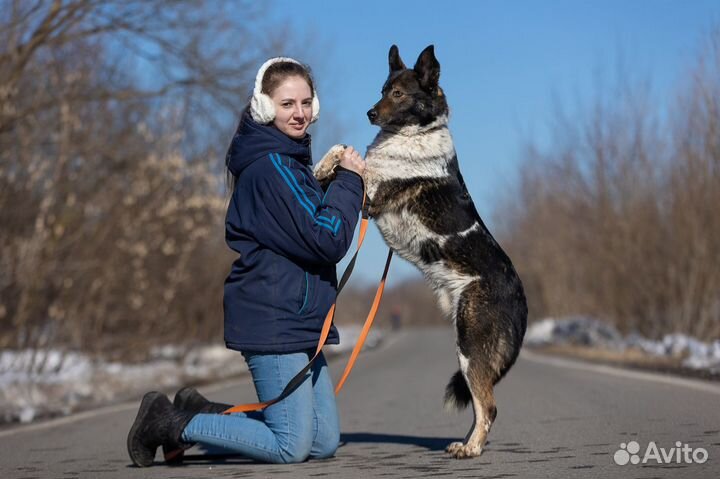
xmin=161 ymin=387 xmax=233 ymax=463
xmin=173 ymin=387 xmax=232 ymax=414
xmin=127 ymin=391 xmax=195 ymax=467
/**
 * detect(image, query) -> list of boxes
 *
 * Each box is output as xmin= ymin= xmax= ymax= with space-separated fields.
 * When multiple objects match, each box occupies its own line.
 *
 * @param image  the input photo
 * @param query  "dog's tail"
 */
xmin=443 ymin=370 xmax=472 ymax=411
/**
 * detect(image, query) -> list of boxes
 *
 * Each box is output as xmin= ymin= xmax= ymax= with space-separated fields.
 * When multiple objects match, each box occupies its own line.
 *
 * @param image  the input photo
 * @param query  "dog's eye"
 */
xmin=392 ymin=90 xmax=403 ymax=98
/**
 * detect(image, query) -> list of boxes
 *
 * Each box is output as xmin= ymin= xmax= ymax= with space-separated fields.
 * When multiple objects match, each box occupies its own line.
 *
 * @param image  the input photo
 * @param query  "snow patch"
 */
xmin=525 ymin=316 xmax=623 ymax=348
xmin=0 ymin=325 xmax=383 ymax=425
xmin=526 ymin=317 xmax=720 ymax=373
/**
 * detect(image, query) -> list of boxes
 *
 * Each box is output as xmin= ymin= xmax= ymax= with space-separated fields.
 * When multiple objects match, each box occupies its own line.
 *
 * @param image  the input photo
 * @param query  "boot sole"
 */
xmin=127 ymin=392 xmax=164 ymax=467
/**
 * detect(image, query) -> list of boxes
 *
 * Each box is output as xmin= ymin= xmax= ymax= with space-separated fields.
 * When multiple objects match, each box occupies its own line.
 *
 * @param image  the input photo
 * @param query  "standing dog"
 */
xmin=314 ymin=45 xmax=527 ymax=459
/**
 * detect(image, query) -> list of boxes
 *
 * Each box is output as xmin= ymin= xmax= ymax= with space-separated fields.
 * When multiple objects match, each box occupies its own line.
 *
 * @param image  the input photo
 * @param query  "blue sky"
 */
xmin=267 ymin=0 xmax=720 ymax=284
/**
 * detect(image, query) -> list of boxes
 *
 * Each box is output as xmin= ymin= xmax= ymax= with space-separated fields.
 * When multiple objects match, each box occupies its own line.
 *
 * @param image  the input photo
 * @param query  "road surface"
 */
xmin=1 ymin=328 xmax=719 ymax=478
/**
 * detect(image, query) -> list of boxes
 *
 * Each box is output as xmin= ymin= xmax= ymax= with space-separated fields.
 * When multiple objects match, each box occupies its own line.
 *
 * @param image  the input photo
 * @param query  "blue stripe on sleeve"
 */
xmin=274 ymin=154 xmax=336 ymax=227
xmin=269 ymin=154 xmax=315 ymax=216
xmin=321 ymin=187 xmax=339 ymax=225
xmin=275 ymin=154 xmax=336 ymax=224
xmin=303 ymin=172 xmax=323 ymax=203
xmin=268 ymin=154 xmax=336 ymax=233
xmin=276 ymin=154 xmax=317 ymax=208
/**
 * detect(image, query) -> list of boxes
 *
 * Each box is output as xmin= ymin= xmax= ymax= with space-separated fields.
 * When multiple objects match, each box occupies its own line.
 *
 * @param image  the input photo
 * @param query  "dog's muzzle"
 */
xmin=367 ymin=109 xmax=378 ymax=123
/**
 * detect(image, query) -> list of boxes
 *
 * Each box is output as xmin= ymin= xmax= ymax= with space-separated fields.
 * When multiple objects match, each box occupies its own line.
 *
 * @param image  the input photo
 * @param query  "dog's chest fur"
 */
xmin=364 ymin=119 xmax=454 ymax=199
xmin=364 ymin=118 xmax=493 ymax=319
xmin=365 ymin=120 xmax=455 ymax=254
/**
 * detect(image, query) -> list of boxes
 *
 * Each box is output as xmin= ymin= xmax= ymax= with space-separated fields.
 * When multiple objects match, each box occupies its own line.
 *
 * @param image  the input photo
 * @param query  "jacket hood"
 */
xmin=226 ymin=111 xmax=312 ymax=177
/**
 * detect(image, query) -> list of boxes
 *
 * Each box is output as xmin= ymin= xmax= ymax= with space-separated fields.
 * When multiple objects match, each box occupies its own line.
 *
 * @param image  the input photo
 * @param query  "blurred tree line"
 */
xmin=0 ymin=0 xmax=296 ymax=362
xmin=497 ymin=27 xmax=720 ymax=341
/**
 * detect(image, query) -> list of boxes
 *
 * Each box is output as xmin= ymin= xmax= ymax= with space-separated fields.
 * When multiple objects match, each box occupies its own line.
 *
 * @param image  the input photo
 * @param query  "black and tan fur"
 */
xmin=314 ymin=45 xmax=527 ymax=459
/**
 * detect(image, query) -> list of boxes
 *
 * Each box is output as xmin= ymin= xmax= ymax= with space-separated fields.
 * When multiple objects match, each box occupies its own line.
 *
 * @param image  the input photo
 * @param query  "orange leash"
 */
xmin=221 ymin=193 xmax=392 ymax=415
xmin=334 ymin=247 xmax=393 ymax=394
xmin=220 ymin=302 xmax=338 ymax=414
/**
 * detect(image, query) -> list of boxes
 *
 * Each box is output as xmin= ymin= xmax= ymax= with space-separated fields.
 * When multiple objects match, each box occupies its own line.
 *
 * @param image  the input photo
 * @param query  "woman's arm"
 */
xmin=235 ymin=153 xmax=364 ymax=265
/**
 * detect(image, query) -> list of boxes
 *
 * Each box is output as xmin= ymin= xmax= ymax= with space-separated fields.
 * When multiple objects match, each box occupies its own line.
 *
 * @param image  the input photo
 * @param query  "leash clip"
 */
xmin=362 ymin=194 xmax=371 ymax=219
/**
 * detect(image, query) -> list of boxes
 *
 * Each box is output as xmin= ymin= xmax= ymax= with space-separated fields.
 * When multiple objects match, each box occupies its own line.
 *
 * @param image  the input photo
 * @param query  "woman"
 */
xmin=127 ymin=57 xmax=365 ymax=466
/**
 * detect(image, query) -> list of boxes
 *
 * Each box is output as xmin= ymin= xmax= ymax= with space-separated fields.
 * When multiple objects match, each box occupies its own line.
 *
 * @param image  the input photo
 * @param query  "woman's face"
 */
xmin=270 ymin=76 xmax=313 ymax=139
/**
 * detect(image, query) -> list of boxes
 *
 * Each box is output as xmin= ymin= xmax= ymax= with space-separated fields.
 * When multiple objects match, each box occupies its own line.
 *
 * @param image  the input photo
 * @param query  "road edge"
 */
xmin=521 ymin=349 xmax=720 ymax=396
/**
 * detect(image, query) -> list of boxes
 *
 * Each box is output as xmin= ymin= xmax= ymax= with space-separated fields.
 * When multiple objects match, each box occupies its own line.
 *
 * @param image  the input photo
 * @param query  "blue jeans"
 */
xmin=181 ymin=350 xmax=340 ymax=463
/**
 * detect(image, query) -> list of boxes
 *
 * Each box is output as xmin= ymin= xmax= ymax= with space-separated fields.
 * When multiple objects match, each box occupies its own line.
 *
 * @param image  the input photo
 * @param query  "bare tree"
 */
xmin=0 ymin=0 xmax=312 ymax=364
xmin=496 ymin=27 xmax=720 ymax=341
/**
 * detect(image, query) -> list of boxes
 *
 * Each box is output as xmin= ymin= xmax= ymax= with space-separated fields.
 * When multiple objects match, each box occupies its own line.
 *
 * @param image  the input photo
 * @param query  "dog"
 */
xmin=314 ymin=44 xmax=527 ymax=459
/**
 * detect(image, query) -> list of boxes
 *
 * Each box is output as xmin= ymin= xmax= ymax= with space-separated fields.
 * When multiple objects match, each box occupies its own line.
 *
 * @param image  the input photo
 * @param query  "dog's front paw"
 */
xmin=446 ymin=441 xmax=482 ymax=459
xmin=314 ymin=144 xmax=346 ymax=185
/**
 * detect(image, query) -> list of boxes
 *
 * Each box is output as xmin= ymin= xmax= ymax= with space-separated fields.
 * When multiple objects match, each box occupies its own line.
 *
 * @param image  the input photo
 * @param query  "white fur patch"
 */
xmin=374 ymin=209 xmax=448 ymax=256
xmin=364 ymin=115 xmax=455 ymax=199
xmin=457 ymin=349 xmax=470 ymax=376
xmin=373 ymin=210 xmax=481 ymax=324
xmin=458 ymin=222 xmax=479 ymax=237
xmin=366 ymin=113 xmax=479 ymax=325
xmin=424 ymin=264 xmax=480 ymax=323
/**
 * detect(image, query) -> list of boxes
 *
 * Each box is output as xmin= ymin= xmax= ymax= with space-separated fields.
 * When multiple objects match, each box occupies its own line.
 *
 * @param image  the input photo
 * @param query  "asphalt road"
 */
xmin=2 ymin=328 xmax=719 ymax=479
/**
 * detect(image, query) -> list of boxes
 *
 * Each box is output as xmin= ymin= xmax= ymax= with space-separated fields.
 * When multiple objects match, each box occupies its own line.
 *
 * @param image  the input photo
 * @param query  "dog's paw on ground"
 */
xmin=446 ymin=441 xmax=482 ymax=459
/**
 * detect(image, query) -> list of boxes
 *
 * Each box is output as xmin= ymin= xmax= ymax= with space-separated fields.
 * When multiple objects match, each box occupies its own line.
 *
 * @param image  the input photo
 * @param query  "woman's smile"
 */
xmin=270 ymin=76 xmax=313 ymax=138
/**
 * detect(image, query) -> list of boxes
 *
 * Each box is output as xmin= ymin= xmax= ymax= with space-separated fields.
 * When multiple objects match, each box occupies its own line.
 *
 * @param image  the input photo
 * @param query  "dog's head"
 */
xmin=367 ymin=45 xmax=448 ymax=130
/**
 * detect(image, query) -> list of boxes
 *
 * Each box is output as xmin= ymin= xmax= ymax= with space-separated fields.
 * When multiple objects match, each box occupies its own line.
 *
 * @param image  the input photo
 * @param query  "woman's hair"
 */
xmin=225 ymin=61 xmax=315 ymax=193
xmin=261 ymin=61 xmax=315 ymax=96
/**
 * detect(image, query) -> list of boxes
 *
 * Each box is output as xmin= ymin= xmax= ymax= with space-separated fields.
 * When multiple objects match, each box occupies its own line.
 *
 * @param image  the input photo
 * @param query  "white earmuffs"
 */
xmin=249 ymin=57 xmax=320 ymax=124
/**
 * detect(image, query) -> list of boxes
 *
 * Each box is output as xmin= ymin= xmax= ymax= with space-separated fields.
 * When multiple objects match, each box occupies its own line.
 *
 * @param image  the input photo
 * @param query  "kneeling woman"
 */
xmin=127 ymin=57 xmax=365 ymax=466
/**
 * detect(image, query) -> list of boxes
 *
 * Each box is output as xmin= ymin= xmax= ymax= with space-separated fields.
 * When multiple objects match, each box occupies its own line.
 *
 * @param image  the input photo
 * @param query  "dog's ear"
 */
xmin=414 ymin=45 xmax=440 ymax=92
xmin=388 ymin=44 xmax=406 ymax=73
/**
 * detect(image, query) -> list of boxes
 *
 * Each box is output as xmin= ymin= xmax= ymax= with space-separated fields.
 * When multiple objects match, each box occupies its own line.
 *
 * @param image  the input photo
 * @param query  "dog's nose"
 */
xmin=367 ymin=109 xmax=378 ymax=122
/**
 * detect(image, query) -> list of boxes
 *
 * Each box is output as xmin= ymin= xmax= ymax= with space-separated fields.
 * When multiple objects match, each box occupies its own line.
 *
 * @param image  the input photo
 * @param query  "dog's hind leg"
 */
xmin=446 ymin=364 xmax=496 ymax=459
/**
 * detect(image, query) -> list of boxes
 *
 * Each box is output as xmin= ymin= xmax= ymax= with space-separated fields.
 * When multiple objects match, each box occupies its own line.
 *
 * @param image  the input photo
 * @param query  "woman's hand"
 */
xmin=339 ymin=146 xmax=365 ymax=176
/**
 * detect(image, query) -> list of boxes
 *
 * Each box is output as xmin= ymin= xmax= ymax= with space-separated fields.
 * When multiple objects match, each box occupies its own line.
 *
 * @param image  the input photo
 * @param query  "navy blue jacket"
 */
xmin=223 ymin=114 xmax=364 ymax=353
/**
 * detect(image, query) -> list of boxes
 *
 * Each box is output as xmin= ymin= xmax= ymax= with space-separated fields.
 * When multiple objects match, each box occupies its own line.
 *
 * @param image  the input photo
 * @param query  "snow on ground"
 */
xmin=0 ymin=326 xmax=383 ymax=425
xmin=526 ymin=316 xmax=720 ymax=373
